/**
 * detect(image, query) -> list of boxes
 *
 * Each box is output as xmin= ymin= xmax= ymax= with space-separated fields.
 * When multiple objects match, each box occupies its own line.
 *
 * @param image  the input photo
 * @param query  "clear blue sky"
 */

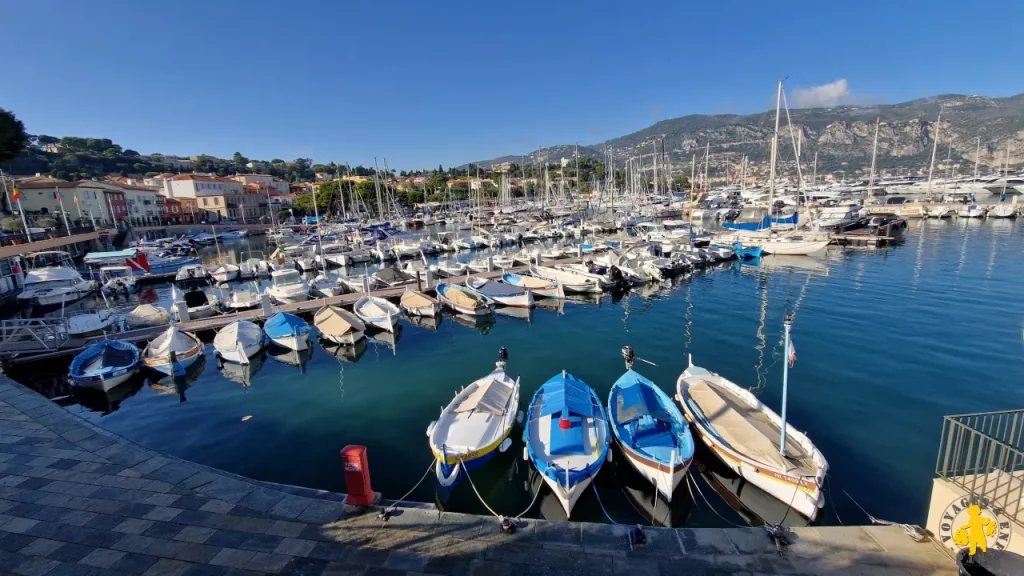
xmin=3 ymin=0 xmax=1021 ymax=170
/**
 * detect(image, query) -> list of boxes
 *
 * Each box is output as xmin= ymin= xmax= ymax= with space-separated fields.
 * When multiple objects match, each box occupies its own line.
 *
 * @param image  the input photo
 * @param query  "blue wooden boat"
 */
xmin=69 ymin=340 xmax=140 ymax=391
xmin=608 ymin=347 xmax=694 ymax=501
xmin=714 ymin=242 xmax=762 ymax=259
xmin=524 ymin=370 xmax=609 ymax=517
xmin=264 ymin=312 xmax=311 ymax=351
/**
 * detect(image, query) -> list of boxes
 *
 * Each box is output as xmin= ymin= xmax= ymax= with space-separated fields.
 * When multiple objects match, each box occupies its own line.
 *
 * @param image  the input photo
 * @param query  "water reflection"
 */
xmin=268 ymin=345 xmax=314 ymax=373
xmin=448 ymin=312 xmax=496 ymax=334
xmin=218 ymin=350 xmax=267 ymax=389
xmin=72 ymin=374 xmax=146 ymax=415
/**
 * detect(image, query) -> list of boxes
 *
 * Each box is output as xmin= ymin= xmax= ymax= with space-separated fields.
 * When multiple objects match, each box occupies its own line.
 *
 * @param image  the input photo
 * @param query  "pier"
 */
xmin=0 ymin=375 xmax=957 ymax=575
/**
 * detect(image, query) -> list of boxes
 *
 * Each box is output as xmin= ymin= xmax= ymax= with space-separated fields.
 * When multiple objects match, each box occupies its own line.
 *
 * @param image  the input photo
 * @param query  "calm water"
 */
xmin=9 ymin=219 xmax=1024 ymax=528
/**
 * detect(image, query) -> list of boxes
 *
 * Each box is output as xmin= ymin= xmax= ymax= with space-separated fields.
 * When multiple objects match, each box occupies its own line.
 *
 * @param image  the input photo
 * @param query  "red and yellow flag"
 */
xmin=11 ymin=188 xmax=20 ymax=202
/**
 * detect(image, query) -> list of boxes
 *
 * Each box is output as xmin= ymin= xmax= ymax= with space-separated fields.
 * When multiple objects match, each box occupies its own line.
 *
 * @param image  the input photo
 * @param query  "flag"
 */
xmin=787 ymin=339 xmax=797 ymax=368
xmin=11 ymin=188 xmax=19 ymax=202
xmin=73 ymin=195 xmax=78 ymax=204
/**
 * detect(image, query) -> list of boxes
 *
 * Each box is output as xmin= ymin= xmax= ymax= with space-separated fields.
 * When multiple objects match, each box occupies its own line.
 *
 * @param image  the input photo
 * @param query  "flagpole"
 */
xmin=779 ymin=314 xmax=793 ymax=454
xmin=73 ymin=191 xmax=83 ymax=218
xmin=0 ymin=169 xmax=12 ymax=213
xmin=55 ymin=187 xmax=70 ymax=234
xmin=13 ymin=188 xmax=31 ymax=241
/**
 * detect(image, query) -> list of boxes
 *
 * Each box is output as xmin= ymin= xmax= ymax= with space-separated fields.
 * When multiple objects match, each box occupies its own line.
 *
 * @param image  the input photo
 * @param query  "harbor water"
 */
xmin=8 ymin=218 xmax=1024 ymax=528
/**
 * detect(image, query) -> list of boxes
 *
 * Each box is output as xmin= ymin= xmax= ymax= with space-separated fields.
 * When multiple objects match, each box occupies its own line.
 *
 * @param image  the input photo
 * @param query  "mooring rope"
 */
xmin=459 ymin=457 xmax=502 ymax=519
xmin=843 ymin=489 xmax=929 ymax=542
xmin=591 ymin=481 xmax=621 ymax=525
xmin=685 ymin=474 xmax=746 ymax=529
xmin=384 ymin=457 xmax=436 ymax=513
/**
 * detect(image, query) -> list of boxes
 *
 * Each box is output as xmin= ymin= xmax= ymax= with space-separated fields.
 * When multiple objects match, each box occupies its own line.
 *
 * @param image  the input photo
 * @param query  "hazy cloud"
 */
xmin=792 ymin=79 xmax=851 ymax=108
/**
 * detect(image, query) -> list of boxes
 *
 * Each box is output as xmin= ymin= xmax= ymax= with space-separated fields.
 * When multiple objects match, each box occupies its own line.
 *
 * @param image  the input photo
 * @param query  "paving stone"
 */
xmin=344 ymin=546 xmax=389 ymax=566
xmin=145 ymin=538 xmax=189 ymax=559
xmin=296 ymin=501 xmax=346 ymax=524
xmin=19 ymin=537 xmax=64 ymax=557
xmin=173 ymin=510 xmax=214 ymax=527
xmin=83 ymin=514 xmax=126 ymax=531
xmin=174 ymin=526 xmax=216 ymax=544
xmin=0 ymin=532 xmax=36 ymax=551
xmin=2 ymin=516 xmax=41 ymax=533
xmin=48 ymin=542 xmax=95 ymax=563
xmin=265 ymin=521 xmax=306 ymax=539
xmin=111 ymin=551 xmax=160 ymax=573
xmin=238 ymin=533 xmax=284 ymax=553
xmin=324 ymin=564 xmax=372 ymax=576
xmin=198 ymin=500 xmax=235 ymax=514
xmin=277 ymin=557 xmax=330 ymax=576
xmin=244 ymin=551 xmax=291 ymax=573
xmin=307 ymin=542 xmax=351 ymax=562
xmin=273 ymin=538 xmax=316 ymax=558
xmin=210 ymin=548 xmax=258 ymax=569
xmin=465 ymin=559 xmax=512 ymax=576
xmin=12 ymin=555 xmax=61 ymax=576
xmin=268 ymin=496 xmax=313 ymax=520
xmin=78 ymin=548 xmax=125 ymax=568
xmin=208 ymin=530 xmax=251 ymax=550
xmin=142 ymin=493 xmax=183 ymax=508
xmin=174 ymin=543 xmax=222 ymax=565
xmin=113 ymin=518 xmax=154 ymax=535
xmin=143 ymin=522 xmax=185 ymax=540
xmin=184 ymin=565 xmax=229 ymax=576
xmin=143 ymin=558 xmax=193 ymax=576
xmin=236 ymin=488 xmax=285 ymax=514
xmin=679 ymin=528 xmax=737 ymax=555
xmin=382 ymin=550 xmax=428 ymax=571
xmin=112 ymin=534 xmax=158 ymax=554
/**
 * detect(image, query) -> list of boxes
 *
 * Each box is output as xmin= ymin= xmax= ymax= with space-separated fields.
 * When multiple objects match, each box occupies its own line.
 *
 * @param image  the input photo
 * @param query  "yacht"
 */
xmin=17 ymin=251 xmax=94 ymax=307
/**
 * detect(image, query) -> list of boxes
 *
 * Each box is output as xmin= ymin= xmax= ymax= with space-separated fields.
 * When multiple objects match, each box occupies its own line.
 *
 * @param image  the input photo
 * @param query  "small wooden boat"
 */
xmin=988 ymin=203 xmax=1019 ymax=218
xmin=501 ymin=272 xmax=564 ymax=299
xmin=524 ymin=370 xmax=610 ymax=518
xmin=400 ymin=290 xmax=440 ymax=317
xmin=465 ymin=278 xmax=533 ymax=308
xmin=314 ymin=305 xmax=366 ymax=345
xmin=69 ymin=340 xmax=140 ymax=391
xmin=608 ymin=347 xmax=694 ymax=502
xmin=143 ymin=326 xmax=203 ymax=376
xmin=125 ymin=304 xmax=170 ymax=329
xmin=354 ymin=296 xmax=400 ymax=332
xmin=429 ymin=347 xmax=520 ymax=487
xmin=717 ymin=242 xmax=762 ymax=259
xmin=209 ymin=264 xmax=240 ymax=283
xmin=264 ymin=312 xmax=311 ymax=351
xmin=339 ymin=274 xmax=379 ymax=293
xmin=436 ymin=282 xmax=493 ymax=316
xmin=436 ymin=260 xmax=468 ymax=278
xmin=310 ymin=274 xmax=345 ymax=298
xmin=213 ymin=319 xmax=267 ymax=364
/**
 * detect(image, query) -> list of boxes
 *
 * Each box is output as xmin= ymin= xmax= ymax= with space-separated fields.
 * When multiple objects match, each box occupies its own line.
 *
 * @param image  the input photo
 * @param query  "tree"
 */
xmin=232 ymin=152 xmax=248 ymax=165
xmin=0 ymin=108 xmax=28 ymax=163
xmin=123 ymin=149 xmax=140 ymax=157
xmin=427 ymin=170 xmax=448 ymax=190
xmin=36 ymin=134 xmax=59 ymax=147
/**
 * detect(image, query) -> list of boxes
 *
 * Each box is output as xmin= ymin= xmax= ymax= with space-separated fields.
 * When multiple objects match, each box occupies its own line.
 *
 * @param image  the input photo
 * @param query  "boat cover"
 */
xmin=314 ymin=306 xmax=364 ymax=336
xmin=149 ymin=327 xmax=198 ymax=357
xmin=502 ymin=273 xmax=551 ymax=288
xmin=536 ymin=372 xmax=594 ymax=418
xmin=374 ymin=268 xmax=415 ymax=284
xmin=442 ymin=284 xmax=479 ymax=307
xmin=453 ymin=376 xmax=513 ymax=415
xmin=467 ymin=279 xmax=524 ymax=297
xmin=400 ymin=291 xmax=436 ymax=309
xmin=126 ymin=304 xmax=169 ymax=327
xmin=70 ymin=341 xmax=139 ymax=378
xmin=264 ymin=312 xmax=309 ymax=338
xmin=214 ymin=320 xmax=264 ymax=350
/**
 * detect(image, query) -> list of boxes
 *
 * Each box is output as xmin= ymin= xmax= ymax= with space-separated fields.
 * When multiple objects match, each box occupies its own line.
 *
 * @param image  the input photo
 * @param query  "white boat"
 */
xmin=174 ymin=290 xmax=221 ymax=320
xmin=209 ymin=264 xmax=240 ymax=283
xmin=339 ymin=274 xmax=379 ymax=293
xmin=264 ymin=312 xmax=312 ymax=351
xmin=373 ymin=267 xmax=418 ymax=288
xmin=266 ymin=269 xmax=309 ymax=304
xmin=988 ymin=203 xmax=1018 ymax=218
xmin=125 ymin=304 xmax=170 ymax=329
xmin=465 ymin=278 xmax=534 ymax=308
xmin=436 ymin=260 xmax=469 ymax=278
xmin=17 ymin=252 xmax=94 ymax=307
xmin=531 ymin=265 xmax=603 ymax=294
xmin=223 ymin=286 xmax=262 ymax=311
xmin=213 ymin=319 xmax=267 ymax=364
xmin=926 ymin=205 xmax=956 ymax=218
xmin=957 ymin=205 xmax=988 ymax=218
xmin=239 ymin=258 xmax=265 ymax=279
xmin=676 ymin=353 xmax=828 ymax=521
xmin=174 ymin=264 xmax=208 ymax=286
xmin=501 ymin=273 xmax=564 ymax=299
xmin=758 ymin=237 xmax=831 ymax=256
xmin=65 ymin=309 xmax=117 ymax=337
xmin=143 ymin=326 xmax=203 ymax=376
xmin=310 ymin=274 xmax=345 ymax=298
xmin=354 ymin=296 xmax=400 ymax=332
xmin=400 ymin=290 xmax=441 ymax=317
xmin=436 ymin=283 xmax=493 ymax=316
xmin=313 ymin=305 xmax=365 ymax=345
xmin=429 ymin=348 xmax=520 ymax=487
xmin=467 ymin=258 xmax=491 ymax=273
xmin=99 ymin=266 xmax=137 ymax=294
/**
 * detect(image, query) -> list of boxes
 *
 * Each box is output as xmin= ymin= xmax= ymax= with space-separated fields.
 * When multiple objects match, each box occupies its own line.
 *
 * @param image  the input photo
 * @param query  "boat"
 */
xmin=524 ymin=370 xmax=610 ymax=518
xmin=17 ymin=252 xmax=94 ymax=307
xmin=400 ymin=290 xmax=441 ymax=317
xmin=266 ymin=269 xmax=309 ymax=304
xmin=465 ymin=278 xmax=534 ymax=308
xmin=125 ymin=304 xmax=170 ymax=329
xmin=436 ymin=260 xmax=469 ymax=278
xmin=676 ymin=346 xmax=828 ymax=521
xmin=219 ymin=349 xmax=267 ymax=387
xmin=238 ymin=258 xmax=265 ymax=279
xmin=313 ymin=305 xmax=366 ymax=345
xmin=213 ymin=319 xmax=267 ymax=364
xmin=65 ymin=309 xmax=117 ymax=337
xmin=339 ymin=273 xmax=379 ymax=293
xmin=264 ymin=312 xmax=312 ymax=351
xmin=310 ymin=274 xmax=345 ymax=298
xmin=174 ymin=264 xmax=208 ymax=287
xmin=428 ymin=347 xmax=520 ymax=487
xmin=988 ymin=203 xmax=1019 ymax=218
xmin=209 ymin=263 xmax=240 ymax=283
xmin=719 ymin=242 xmax=762 ymax=259
xmin=69 ymin=341 xmax=140 ymax=391
xmin=957 ymin=205 xmax=988 ymax=218
xmin=354 ymin=296 xmax=401 ymax=332
xmin=530 ymin=265 xmax=603 ymax=294
xmin=173 ymin=289 xmax=220 ymax=320
xmin=501 ymin=272 xmax=565 ymax=299
xmin=99 ymin=266 xmax=137 ymax=294
xmin=142 ymin=326 xmax=204 ymax=376
xmin=222 ymin=286 xmax=262 ymax=311
xmin=757 ymin=236 xmax=830 ymax=256
xmin=436 ymin=282 xmax=493 ymax=316
xmin=373 ymin=267 xmax=418 ymax=288
xmin=608 ymin=347 xmax=694 ymax=502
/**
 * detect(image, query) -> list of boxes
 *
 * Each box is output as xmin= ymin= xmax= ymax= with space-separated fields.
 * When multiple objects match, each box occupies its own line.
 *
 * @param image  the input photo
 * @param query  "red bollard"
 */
xmin=340 ymin=445 xmax=375 ymax=506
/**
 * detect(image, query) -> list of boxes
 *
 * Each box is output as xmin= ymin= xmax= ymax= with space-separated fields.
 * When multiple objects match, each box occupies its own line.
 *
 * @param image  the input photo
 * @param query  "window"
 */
xmin=202 ymin=199 xmax=208 ymax=206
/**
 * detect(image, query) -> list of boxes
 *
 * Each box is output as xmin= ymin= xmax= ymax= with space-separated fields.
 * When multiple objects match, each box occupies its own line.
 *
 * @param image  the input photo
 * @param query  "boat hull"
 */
xmin=319 ymin=330 xmax=364 ymax=345
xmin=759 ymin=240 xmax=830 ymax=256
xmin=538 ymin=471 xmax=592 ymax=518
xmin=143 ymin=347 xmax=202 ymax=376
xmin=403 ymin=303 xmax=441 ymax=317
xmin=270 ymin=333 xmax=309 ymax=352
xmin=216 ymin=340 xmax=265 ymax=364
xmin=616 ymin=443 xmax=690 ymax=502
xmin=20 ymin=287 xmax=92 ymax=307
xmin=71 ymin=367 xmax=136 ymax=392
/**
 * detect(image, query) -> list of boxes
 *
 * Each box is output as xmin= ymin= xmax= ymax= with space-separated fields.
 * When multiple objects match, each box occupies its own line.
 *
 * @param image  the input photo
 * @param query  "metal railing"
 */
xmin=0 ymin=318 xmax=70 ymax=350
xmin=936 ymin=410 xmax=1024 ymax=527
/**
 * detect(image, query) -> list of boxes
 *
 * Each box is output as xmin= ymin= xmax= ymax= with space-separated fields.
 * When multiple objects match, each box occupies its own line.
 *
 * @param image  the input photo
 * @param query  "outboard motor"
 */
xmin=497 ymin=346 xmax=508 ymax=369
xmin=621 ymin=346 xmax=635 ymax=370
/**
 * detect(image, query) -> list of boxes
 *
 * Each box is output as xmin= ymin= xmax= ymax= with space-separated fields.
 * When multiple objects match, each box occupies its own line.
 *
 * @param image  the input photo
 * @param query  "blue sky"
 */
xmin=3 ymin=0 xmax=1021 ymax=170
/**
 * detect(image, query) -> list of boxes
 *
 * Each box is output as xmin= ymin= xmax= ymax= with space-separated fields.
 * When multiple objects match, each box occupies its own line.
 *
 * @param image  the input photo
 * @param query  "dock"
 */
xmin=0 ymin=375 xmax=958 ymax=575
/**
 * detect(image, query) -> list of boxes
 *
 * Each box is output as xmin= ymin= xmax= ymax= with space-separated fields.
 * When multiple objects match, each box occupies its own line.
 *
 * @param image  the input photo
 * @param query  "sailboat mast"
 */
xmin=868 ymin=118 xmax=880 ymax=196
xmin=926 ymin=112 xmax=941 ymax=193
xmin=767 ymin=80 xmax=782 ymax=210
xmin=974 ymin=137 xmax=980 ymax=179
xmin=690 ymin=154 xmax=696 ymax=202
xmin=812 ymin=151 xmax=817 ymax=184
xmin=779 ymin=314 xmax=793 ymax=453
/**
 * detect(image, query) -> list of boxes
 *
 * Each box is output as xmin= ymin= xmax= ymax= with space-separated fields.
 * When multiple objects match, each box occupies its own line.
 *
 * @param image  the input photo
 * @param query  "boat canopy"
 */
xmin=264 ymin=312 xmax=308 ymax=337
xmin=84 ymin=249 xmax=139 ymax=263
xmin=537 ymin=372 xmax=594 ymax=418
xmin=613 ymin=371 xmax=674 ymax=425
xmin=375 ymin=268 xmax=414 ymax=283
xmin=315 ymin=306 xmax=364 ymax=335
xmin=443 ymin=285 xmax=479 ymax=307
xmin=453 ymin=376 xmax=514 ymax=415
xmin=400 ymin=291 xmax=435 ymax=308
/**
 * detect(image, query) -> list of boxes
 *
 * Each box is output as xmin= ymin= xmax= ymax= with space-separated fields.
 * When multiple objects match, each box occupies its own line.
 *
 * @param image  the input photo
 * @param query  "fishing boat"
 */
xmin=608 ymin=347 xmax=694 ymax=502
xmin=65 ymin=309 xmax=118 ymax=337
xmin=720 ymin=242 xmax=762 ymax=259
xmin=530 ymin=265 xmax=603 ymax=294
xmin=313 ymin=305 xmax=366 ymax=345
xmin=465 ymin=278 xmax=534 ymax=308
xmin=222 ymin=286 xmax=261 ymax=311
xmin=142 ymin=326 xmax=203 ymax=376
xmin=400 ymin=290 xmax=441 ymax=317
xmin=354 ymin=296 xmax=400 ymax=332
xmin=373 ymin=267 xmax=418 ymax=288
xmin=266 ymin=269 xmax=309 ymax=304
xmin=173 ymin=289 xmax=220 ymax=320
xmin=339 ymin=273 xmax=379 ymax=293
xmin=501 ymin=272 xmax=565 ymax=299
xmin=428 ymin=347 xmax=520 ymax=487
xmin=99 ymin=266 xmax=137 ymax=294
xmin=209 ymin=263 xmax=240 ymax=283
xmin=264 ymin=311 xmax=312 ymax=351
xmin=524 ymin=370 xmax=610 ymax=518
xmin=213 ymin=319 xmax=267 ymax=364
xmin=675 ymin=318 xmax=828 ymax=520
xmin=69 ymin=341 xmax=140 ymax=391
xmin=125 ymin=304 xmax=170 ymax=329
xmin=436 ymin=282 xmax=493 ymax=316
xmin=174 ymin=264 xmax=208 ymax=287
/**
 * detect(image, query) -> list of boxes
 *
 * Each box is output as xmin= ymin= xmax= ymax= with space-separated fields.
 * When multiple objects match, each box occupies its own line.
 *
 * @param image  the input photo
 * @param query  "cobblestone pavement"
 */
xmin=0 ymin=376 xmax=956 ymax=575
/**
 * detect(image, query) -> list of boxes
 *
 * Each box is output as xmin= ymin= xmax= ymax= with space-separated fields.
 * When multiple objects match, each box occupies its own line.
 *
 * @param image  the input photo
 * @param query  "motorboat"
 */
xmin=608 ymin=347 xmax=694 ymax=502
xmin=926 ymin=205 xmax=956 ymax=218
xmin=676 ymin=354 xmax=827 ymax=521
xmin=465 ymin=278 xmax=534 ymax=308
xmin=65 ymin=309 xmax=117 ymax=337
xmin=501 ymin=272 xmax=564 ymax=299
xmin=174 ymin=264 xmax=208 ymax=287
xmin=264 ymin=311 xmax=312 ymax=351
xmin=69 ymin=340 xmax=140 ymax=391
xmin=239 ymin=258 xmax=267 ymax=279
xmin=373 ymin=267 xmax=418 ymax=288
xmin=354 ymin=296 xmax=401 ymax=332
xmin=266 ymin=269 xmax=309 ymax=304
xmin=310 ymin=274 xmax=345 ymax=298
xmin=436 ymin=260 xmax=469 ymax=278
xmin=530 ymin=265 xmax=603 ymax=294
xmin=989 ymin=203 xmax=1019 ymax=218
xmin=436 ymin=282 xmax=493 ymax=316
xmin=213 ymin=319 xmax=267 ymax=364
xmin=209 ymin=264 xmax=240 ymax=283
xmin=524 ymin=370 xmax=610 ymax=518
xmin=400 ymin=290 xmax=440 ymax=317
xmin=339 ymin=273 xmax=379 ymax=293
xmin=222 ymin=286 xmax=262 ymax=311
xmin=957 ymin=205 xmax=988 ymax=218
xmin=142 ymin=326 xmax=203 ymax=376
xmin=313 ymin=305 xmax=366 ymax=345
xmin=467 ymin=258 xmax=491 ymax=273
xmin=429 ymin=347 xmax=520 ymax=487
xmin=17 ymin=252 xmax=94 ymax=307
xmin=173 ymin=289 xmax=221 ymax=320
xmin=99 ymin=266 xmax=137 ymax=295
xmin=124 ymin=304 xmax=170 ymax=329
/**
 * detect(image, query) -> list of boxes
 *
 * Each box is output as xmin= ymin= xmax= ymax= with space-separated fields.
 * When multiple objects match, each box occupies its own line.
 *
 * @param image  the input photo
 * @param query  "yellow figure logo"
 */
xmin=952 ymin=505 xmax=998 ymax=555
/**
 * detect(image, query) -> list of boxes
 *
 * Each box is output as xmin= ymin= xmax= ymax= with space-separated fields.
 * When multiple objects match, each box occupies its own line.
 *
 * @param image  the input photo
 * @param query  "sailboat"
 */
xmin=428 ymin=347 xmax=520 ymax=487
xmin=675 ymin=316 xmax=828 ymax=521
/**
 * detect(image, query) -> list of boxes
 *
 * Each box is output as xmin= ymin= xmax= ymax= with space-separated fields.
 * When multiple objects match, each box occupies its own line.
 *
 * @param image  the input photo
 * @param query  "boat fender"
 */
xmin=515 ymin=410 xmax=524 ymax=426
xmin=606 ymin=450 xmax=613 ymax=463
xmin=522 ymin=446 xmax=529 ymax=461
xmin=426 ymin=421 xmax=436 ymax=437
xmin=499 ymin=438 xmax=512 ymax=453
